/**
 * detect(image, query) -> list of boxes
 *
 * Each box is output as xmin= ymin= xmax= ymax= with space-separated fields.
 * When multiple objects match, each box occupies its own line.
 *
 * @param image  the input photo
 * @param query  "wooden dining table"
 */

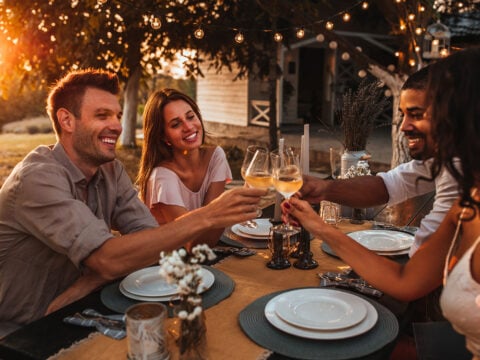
xmin=0 ymin=216 xmax=407 ymax=360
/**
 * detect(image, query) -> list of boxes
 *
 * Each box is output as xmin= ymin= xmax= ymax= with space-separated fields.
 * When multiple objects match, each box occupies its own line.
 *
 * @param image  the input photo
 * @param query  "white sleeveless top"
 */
xmin=441 ymin=234 xmax=480 ymax=358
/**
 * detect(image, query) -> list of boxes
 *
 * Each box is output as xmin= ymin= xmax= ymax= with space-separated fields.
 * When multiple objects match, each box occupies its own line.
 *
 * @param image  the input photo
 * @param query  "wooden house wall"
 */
xmin=196 ymin=63 xmax=249 ymax=126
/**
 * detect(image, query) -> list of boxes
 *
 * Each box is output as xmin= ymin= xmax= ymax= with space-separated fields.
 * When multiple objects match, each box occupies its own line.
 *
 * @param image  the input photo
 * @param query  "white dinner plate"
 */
xmin=119 ymin=283 xmax=180 ymax=302
xmin=121 ymin=266 xmax=215 ymax=297
xmin=264 ymin=292 xmax=378 ymax=340
xmin=347 ymin=230 xmax=414 ymax=252
xmin=230 ymin=225 xmax=269 ymax=240
xmin=231 ymin=219 xmax=272 ymax=239
xmin=274 ymin=288 xmax=367 ymax=330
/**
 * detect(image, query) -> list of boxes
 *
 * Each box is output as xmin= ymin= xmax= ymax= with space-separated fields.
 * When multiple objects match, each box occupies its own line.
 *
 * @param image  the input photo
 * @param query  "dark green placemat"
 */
xmin=239 ymin=287 xmax=399 ymax=360
xmin=100 ymin=266 xmax=234 ymax=316
xmin=321 ymin=241 xmax=409 ymax=265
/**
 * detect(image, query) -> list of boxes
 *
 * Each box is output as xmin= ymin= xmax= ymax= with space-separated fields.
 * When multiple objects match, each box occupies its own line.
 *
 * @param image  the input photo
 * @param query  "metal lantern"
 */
xmin=423 ymin=20 xmax=451 ymax=59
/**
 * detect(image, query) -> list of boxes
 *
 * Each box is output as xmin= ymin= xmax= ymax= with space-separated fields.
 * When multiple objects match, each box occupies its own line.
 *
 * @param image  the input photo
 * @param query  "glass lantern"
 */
xmin=422 ymin=20 xmax=451 ymax=59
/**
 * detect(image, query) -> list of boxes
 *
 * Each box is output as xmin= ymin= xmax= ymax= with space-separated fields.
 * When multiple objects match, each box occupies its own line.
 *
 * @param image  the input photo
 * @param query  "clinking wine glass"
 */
xmin=270 ymin=147 xmax=303 ymax=235
xmin=243 ymin=146 xmax=272 ymax=217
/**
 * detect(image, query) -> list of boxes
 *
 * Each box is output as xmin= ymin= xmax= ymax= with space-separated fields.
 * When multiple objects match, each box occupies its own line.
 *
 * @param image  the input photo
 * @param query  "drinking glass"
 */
xmin=329 ymin=147 xmax=342 ymax=179
xmin=270 ymin=147 xmax=303 ymax=234
xmin=243 ymin=146 xmax=272 ymax=217
xmin=320 ymin=200 xmax=340 ymax=225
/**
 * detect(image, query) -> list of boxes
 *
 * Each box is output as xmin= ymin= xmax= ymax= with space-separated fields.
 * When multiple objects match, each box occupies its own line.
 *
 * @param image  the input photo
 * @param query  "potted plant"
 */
xmin=337 ymin=79 xmax=389 ymax=176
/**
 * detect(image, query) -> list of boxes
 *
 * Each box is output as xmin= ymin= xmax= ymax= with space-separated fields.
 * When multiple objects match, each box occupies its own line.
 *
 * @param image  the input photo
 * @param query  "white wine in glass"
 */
xmin=271 ymin=149 xmax=303 ymax=200
xmin=241 ymin=145 xmax=268 ymax=181
xmin=271 ymin=148 xmax=302 ymax=234
xmin=244 ymin=148 xmax=272 ymax=190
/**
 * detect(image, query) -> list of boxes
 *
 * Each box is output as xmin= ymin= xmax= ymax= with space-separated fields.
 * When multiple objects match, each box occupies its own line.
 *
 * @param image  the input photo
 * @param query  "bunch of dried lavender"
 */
xmin=337 ymin=80 xmax=389 ymax=151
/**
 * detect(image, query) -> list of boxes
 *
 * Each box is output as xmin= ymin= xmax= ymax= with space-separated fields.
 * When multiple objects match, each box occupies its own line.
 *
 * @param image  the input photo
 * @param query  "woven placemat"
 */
xmin=100 ymin=266 xmax=234 ymax=316
xmin=239 ymin=287 xmax=399 ymax=360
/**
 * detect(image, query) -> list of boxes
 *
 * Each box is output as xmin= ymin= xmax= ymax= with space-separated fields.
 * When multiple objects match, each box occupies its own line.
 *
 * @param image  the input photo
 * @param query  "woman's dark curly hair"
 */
xmin=427 ymin=46 xmax=480 ymax=212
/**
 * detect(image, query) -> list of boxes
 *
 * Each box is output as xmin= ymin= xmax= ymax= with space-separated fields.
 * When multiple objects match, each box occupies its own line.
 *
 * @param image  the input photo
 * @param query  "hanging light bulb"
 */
xmin=341 ymin=52 xmax=350 ymax=61
xmin=325 ymin=21 xmax=334 ymax=30
xmin=415 ymin=27 xmax=423 ymax=35
xmin=408 ymin=58 xmax=416 ymax=67
xmin=97 ymin=0 xmax=107 ymax=4
xmin=361 ymin=1 xmax=369 ymax=9
xmin=358 ymin=69 xmax=367 ymax=78
xmin=408 ymin=14 xmax=415 ymax=21
xmin=150 ymin=17 xmax=161 ymax=30
xmin=329 ymin=41 xmax=337 ymax=49
xmin=194 ymin=27 xmax=204 ymax=39
xmin=295 ymin=28 xmax=305 ymax=39
xmin=273 ymin=32 xmax=283 ymax=42
xmin=234 ymin=31 xmax=244 ymax=44
xmin=342 ymin=13 xmax=351 ymax=22
xmin=316 ymin=33 xmax=325 ymax=42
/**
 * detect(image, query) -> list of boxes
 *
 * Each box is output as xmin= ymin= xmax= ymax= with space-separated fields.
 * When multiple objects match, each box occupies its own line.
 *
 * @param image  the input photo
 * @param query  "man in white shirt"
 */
xmin=300 ymin=66 xmax=459 ymax=257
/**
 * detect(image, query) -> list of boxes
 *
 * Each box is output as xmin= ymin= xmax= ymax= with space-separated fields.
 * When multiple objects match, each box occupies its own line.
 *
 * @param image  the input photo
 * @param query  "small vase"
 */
xmin=340 ymin=150 xmax=368 ymax=178
xmin=350 ymin=208 xmax=366 ymax=224
xmin=177 ymin=298 xmax=208 ymax=360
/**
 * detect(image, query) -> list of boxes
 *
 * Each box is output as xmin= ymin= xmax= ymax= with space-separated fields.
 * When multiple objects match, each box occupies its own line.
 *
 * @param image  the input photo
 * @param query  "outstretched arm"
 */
xmin=283 ymin=196 xmax=459 ymax=301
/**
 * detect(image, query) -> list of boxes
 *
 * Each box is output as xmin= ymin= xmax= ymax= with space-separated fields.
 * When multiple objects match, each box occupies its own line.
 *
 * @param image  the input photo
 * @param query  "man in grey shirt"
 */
xmin=0 ymin=69 xmax=265 ymax=335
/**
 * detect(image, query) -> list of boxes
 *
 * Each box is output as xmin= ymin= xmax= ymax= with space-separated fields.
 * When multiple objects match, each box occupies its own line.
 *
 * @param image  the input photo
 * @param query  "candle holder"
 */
xmin=293 ymin=227 xmax=318 ymax=270
xmin=267 ymin=224 xmax=293 ymax=269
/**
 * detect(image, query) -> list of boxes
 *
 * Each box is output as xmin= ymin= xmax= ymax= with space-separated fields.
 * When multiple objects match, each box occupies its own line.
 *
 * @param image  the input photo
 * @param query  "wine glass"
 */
xmin=270 ymin=147 xmax=303 ymax=234
xmin=329 ymin=147 xmax=342 ymax=179
xmin=243 ymin=147 xmax=272 ymax=218
xmin=241 ymin=145 xmax=268 ymax=182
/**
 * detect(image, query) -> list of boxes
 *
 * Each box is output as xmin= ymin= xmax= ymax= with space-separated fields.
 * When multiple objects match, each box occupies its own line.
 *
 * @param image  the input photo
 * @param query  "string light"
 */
xmin=273 ymin=32 xmax=283 ymax=42
xmin=408 ymin=14 xmax=415 ymax=21
xmin=358 ymin=69 xmax=367 ymax=78
xmin=295 ymin=28 xmax=305 ymax=39
xmin=316 ymin=34 xmax=325 ymax=42
xmin=341 ymin=52 xmax=350 ymax=61
xmin=408 ymin=58 xmax=416 ymax=67
xmin=415 ymin=27 xmax=423 ymax=35
xmin=194 ymin=27 xmax=204 ymax=39
xmin=329 ymin=41 xmax=338 ymax=49
xmin=97 ymin=0 xmax=107 ymax=4
xmin=150 ymin=17 xmax=161 ymax=30
xmin=325 ymin=21 xmax=334 ymax=30
xmin=234 ymin=31 xmax=244 ymax=43
xmin=342 ymin=13 xmax=351 ymax=22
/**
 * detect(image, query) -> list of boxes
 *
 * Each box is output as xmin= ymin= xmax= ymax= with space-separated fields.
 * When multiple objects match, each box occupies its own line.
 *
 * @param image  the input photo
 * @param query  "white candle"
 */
xmin=303 ymin=124 xmax=310 ymax=174
xmin=273 ymin=138 xmax=285 ymax=221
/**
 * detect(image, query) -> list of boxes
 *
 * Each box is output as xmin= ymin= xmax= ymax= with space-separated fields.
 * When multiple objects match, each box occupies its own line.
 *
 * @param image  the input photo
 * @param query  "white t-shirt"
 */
xmin=377 ymin=159 xmax=459 ymax=256
xmin=146 ymin=146 xmax=232 ymax=211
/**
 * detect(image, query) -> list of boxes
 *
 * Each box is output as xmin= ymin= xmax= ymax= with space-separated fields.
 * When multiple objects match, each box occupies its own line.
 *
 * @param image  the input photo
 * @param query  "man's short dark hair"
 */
xmin=47 ymin=68 xmax=120 ymax=135
xmin=401 ymin=66 xmax=430 ymax=91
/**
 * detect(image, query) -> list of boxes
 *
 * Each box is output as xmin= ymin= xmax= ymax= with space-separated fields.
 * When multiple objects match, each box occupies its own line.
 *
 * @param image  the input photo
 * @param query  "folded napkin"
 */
xmin=63 ymin=308 xmax=126 ymax=339
xmin=318 ymin=271 xmax=383 ymax=298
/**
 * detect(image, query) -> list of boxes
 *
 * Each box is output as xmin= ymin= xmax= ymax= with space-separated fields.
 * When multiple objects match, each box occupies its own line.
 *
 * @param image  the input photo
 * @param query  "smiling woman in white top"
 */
xmin=137 ymin=89 xmax=232 ymax=250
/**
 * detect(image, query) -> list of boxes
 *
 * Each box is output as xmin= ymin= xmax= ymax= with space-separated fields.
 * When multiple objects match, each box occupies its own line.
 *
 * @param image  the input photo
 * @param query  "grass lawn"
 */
xmin=0 ymin=133 xmax=242 ymax=188
xmin=0 ymin=133 xmax=144 ymax=188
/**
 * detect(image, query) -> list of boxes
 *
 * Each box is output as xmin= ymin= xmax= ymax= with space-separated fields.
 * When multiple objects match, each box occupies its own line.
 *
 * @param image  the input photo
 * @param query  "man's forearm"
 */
xmin=325 ymin=176 xmax=389 ymax=208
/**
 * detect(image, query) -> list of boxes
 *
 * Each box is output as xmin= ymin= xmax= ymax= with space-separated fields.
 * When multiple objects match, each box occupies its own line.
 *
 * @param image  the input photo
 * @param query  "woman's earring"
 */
xmin=165 ymin=141 xmax=172 ymax=146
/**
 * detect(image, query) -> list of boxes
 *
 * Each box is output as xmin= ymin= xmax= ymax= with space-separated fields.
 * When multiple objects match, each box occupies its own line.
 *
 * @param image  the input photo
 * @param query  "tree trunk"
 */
xmin=267 ymin=43 xmax=279 ymax=151
xmin=368 ymin=65 xmax=410 ymax=168
xmin=120 ymin=66 xmax=141 ymax=148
